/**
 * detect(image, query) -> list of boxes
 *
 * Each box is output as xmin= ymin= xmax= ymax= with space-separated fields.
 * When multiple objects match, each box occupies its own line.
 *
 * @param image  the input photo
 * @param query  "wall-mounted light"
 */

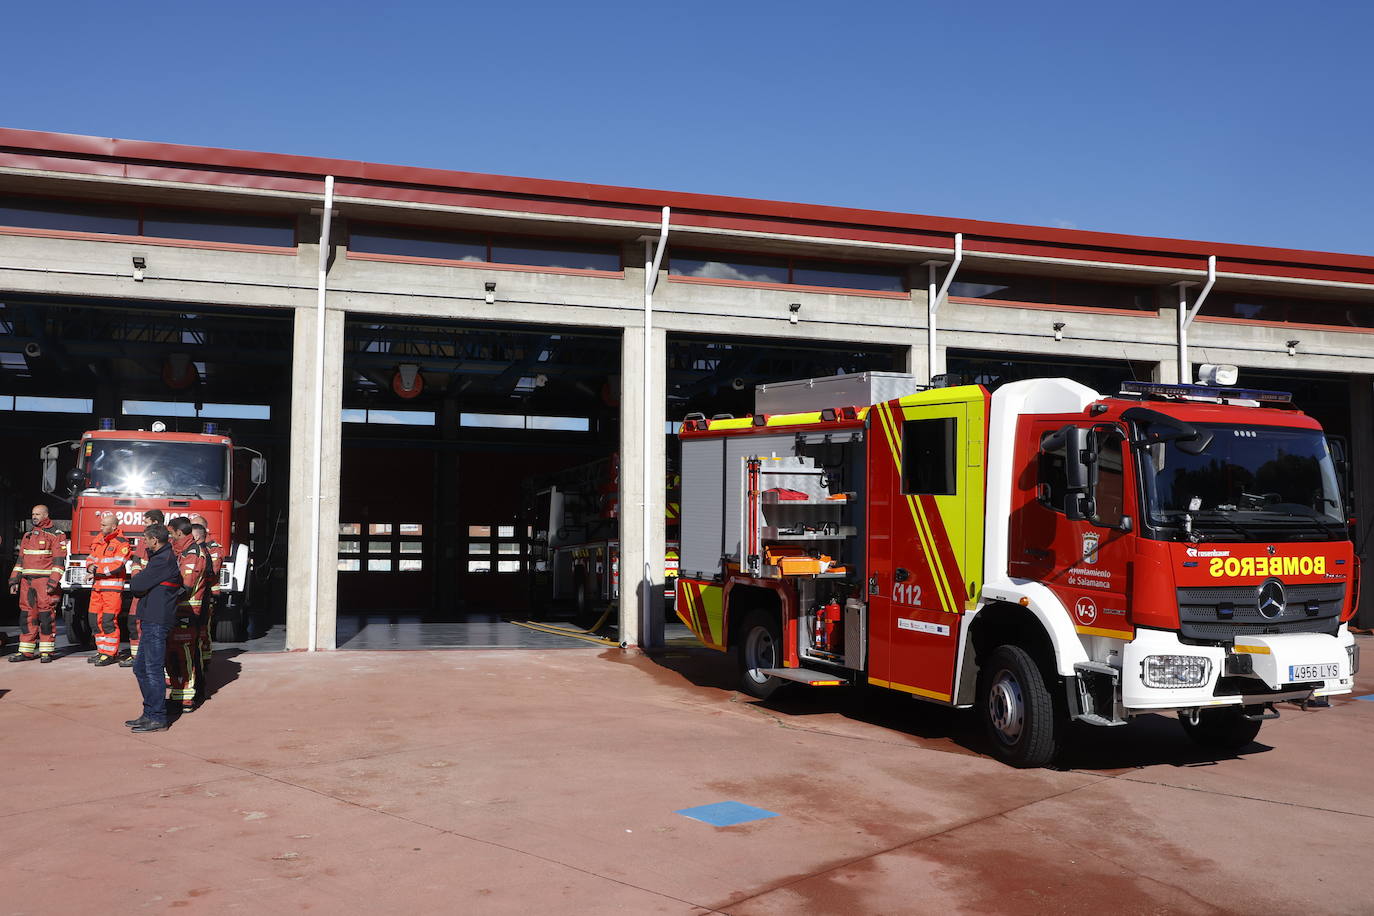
xmin=788 ymin=302 xmax=801 ymax=325
xmin=1053 ymin=321 xmax=1066 ymax=342
xmin=131 ymin=255 xmax=147 ymax=282
xmin=484 ymin=281 xmax=496 ymax=305
xmin=1286 ymin=339 xmax=1300 ymax=356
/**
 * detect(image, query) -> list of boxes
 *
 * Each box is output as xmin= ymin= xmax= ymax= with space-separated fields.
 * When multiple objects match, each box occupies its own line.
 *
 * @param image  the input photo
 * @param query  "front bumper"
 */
xmin=1120 ymin=626 xmax=1356 ymax=713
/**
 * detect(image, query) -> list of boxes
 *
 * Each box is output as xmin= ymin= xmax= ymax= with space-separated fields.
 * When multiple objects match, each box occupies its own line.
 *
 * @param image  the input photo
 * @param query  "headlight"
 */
xmin=1143 ymin=655 xmax=1212 ymax=688
xmin=1349 ymin=644 xmax=1360 ymax=676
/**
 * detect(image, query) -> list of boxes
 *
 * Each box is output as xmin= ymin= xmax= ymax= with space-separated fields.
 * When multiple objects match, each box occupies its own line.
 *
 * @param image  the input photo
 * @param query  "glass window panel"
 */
xmin=460 ymin=413 xmax=525 ymax=429
xmin=338 ymin=558 xmax=360 ymax=572
xmin=398 ymin=542 xmax=423 ymax=554
xmin=0 ymin=196 xmax=138 ymax=235
xmin=901 ymin=417 xmax=957 ymax=496
xmin=497 ymin=526 xmax=515 ymax=538
xmin=0 ymin=396 xmax=12 ymax=410
xmin=468 ymin=559 xmax=491 ymax=572
xmin=365 ymin=409 xmax=435 ymax=426
xmin=123 ymin=400 xmax=196 ymax=417
xmin=792 ymin=259 xmax=905 ymax=292
xmin=490 ymin=238 xmax=620 ymax=271
xmin=497 ymin=560 xmax=521 ymax=573
xmin=198 ymin=403 xmax=270 ymax=420
xmin=398 ymin=558 xmax=423 ymax=572
xmin=142 ymin=208 xmax=295 ymax=247
xmin=527 ymin=415 xmax=591 ymax=431
xmin=949 ymin=272 xmax=1053 ymax=302
xmin=399 ymin=523 xmax=423 ymax=535
xmin=368 ymin=523 xmax=393 ymax=535
xmin=15 ymin=396 xmax=93 ymax=413
xmin=469 ymin=542 xmax=491 ymax=555
xmin=670 ymin=249 xmax=788 ymax=284
xmin=368 ymin=541 xmax=392 ymax=554
xmin=350 ymin=223 xmax=487 ymax=262
xmin=497 ymin=543 xmax=520 ymax=555
xmin=341 ymin=408 xmax=367 ymax=423
xmin=367 ymin=558 xmax=392 ymax=572
xmin=339 ymin=540 xmax=360 ymax=553
xmin=340 ymin=523 xmax=361 ymax=535
xmin=468 ymin=525 xmax=491 ymax=537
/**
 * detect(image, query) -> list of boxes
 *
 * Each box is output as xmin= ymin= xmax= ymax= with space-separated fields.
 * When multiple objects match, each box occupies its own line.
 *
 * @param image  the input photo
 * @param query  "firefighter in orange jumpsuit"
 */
xmin=166 ymin=517 xmax=209 ymax=713
xmin=121 ymin=508 xmax=165 ymax=668
xmin=7 ymin=504 xmax=67 ymax=663
xmin=86 ymin=511 xmax=132 ymax=666
xmin=189 ymin=514 xmax=222 ymax=666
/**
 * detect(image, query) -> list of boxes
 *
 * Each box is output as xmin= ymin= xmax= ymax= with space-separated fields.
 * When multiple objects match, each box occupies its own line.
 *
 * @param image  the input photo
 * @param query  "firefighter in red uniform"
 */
xmin=86 ymin=511 xmax=132 ymax=666
xmin=121 ymin=508 xmax=164 ymax=668
xmin=7 ymin=504 xmax=67 ymax=663
xmin=166 ymin=517 xmax=209 ymax=713
xmin=189 ymin=514 xmax=222 ymax=667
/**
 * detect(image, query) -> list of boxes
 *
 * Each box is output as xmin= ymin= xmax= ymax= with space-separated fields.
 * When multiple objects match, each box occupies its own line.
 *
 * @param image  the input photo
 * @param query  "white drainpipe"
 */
xmin=308 ymin=176 xmax=335 ymax=652
xmin=1178 ymin=255 xmax=1217 ymax=383
xmin=640 ymin=207 xmax=670 ymax=646
xmin=926 ymin=233 xmax=963 ymax=385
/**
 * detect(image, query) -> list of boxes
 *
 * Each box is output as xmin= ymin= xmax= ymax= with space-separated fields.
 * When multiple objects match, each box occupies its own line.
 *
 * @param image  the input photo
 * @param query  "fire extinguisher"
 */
xmin=814 ymin=600 xmax=842 ymax=651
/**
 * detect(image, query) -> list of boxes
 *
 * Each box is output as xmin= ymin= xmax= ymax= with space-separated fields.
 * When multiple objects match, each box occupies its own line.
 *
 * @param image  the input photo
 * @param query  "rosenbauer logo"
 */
xmin=1208 ymin=555 xmax=1326 ymax=578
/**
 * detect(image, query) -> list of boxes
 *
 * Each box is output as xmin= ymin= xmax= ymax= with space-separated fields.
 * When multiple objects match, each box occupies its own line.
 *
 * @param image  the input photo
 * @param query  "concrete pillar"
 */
xmin=1349 ymin=376 xmax=1374 ymax=629
xmin=618 ymin=325 xmax=667 ymax=649
xmin=1155 ymin=359 xmax=1180 ymax=384
xmin=285 ymin=303 xmax=345 ymax=650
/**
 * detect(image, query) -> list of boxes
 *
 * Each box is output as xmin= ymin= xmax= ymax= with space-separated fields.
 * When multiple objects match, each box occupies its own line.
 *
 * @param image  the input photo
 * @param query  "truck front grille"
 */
xmin=1176 ymin=582 xmax=1344 ymax=642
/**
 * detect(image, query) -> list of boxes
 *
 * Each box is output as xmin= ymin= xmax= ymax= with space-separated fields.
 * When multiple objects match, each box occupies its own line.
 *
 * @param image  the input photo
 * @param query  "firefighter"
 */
xmin=86 ymin=511 xmax=132 ymax=666
xmin=188 ymin=514 xmax=222 ymax=666
xmin=7 ymin=504 xmax=67 ymax=663
xmin=121 ymin=508 xmax=165 ymax=668
xmin=165 ymin=517 xmax=209 ymax=713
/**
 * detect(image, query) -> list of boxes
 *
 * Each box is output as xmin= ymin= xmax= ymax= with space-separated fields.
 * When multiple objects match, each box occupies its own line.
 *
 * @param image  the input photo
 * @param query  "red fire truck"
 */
xmin=42 ymin=420 xmax=266 ymax=644
xmin=674 ymin=370 xmax=1359 ymax=767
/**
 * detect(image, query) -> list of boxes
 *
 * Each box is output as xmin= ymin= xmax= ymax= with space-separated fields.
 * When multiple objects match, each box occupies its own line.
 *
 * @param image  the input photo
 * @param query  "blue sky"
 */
xmin=5 ymin=1 xmax=1371 ymax=254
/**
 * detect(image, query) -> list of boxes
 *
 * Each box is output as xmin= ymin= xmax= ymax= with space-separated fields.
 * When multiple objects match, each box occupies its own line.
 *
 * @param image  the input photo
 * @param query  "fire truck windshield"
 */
xmin=1136 ymin=423 xmax=1346 ymax=542
xmin=83 ymin=440 xmax=230 ymax=499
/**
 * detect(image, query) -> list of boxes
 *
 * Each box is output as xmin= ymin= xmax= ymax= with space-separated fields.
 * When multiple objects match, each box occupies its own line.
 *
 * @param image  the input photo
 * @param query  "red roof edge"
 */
xmin=1 ymin=127 xmax=1372 ymax=279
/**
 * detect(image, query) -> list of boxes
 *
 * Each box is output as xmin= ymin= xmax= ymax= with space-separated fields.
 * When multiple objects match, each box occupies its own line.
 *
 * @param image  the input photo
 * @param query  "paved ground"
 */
xmin=2 ymin=636 xmax=1371 ymax=914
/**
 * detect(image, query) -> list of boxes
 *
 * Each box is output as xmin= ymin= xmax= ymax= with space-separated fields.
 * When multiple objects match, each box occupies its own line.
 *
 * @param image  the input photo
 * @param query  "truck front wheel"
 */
xmin=63 ymin=593 xmax=93 ymax=649
xmin=1178 ymin=707 xmax=1262 ymax=751
xmin=736 ymin=608 xmax=785 ymax=699
xmin=978 ymin=645 xmax=1061 ymax=768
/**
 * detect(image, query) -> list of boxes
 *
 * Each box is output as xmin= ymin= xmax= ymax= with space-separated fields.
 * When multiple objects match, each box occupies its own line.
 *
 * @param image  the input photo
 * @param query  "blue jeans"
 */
xmin=133 ymin=620 xmax=169 ymax=723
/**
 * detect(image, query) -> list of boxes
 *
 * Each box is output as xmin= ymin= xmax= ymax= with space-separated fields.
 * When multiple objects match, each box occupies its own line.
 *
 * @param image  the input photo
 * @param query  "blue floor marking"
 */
xmin=1356 ymin=695 xmax=1374 ymax=702
xmin=676 ymin=801 xmax=780 ymax=827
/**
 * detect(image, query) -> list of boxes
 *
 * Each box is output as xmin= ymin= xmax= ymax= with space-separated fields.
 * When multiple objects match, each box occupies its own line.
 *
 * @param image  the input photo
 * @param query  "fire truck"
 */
xmin=41 ymin=419 xmax=266 ymax=645
xmin=527 ymin=455 xmax=679 ymax=627
xmin=674 ymin=370 xmax=1359 ymax=767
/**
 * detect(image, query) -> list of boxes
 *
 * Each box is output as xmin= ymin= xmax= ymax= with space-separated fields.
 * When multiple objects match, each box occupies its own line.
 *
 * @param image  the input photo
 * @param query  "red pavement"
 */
xmin=2 ymin=642 xmax=1371 ymax=914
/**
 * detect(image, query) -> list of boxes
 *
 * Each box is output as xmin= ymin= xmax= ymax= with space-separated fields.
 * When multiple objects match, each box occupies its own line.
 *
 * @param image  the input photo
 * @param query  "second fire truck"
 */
xmin=42 ymin=419 xmax=266 ymax=645
xmin=674 ymin=370 xmax=1359 ymax=767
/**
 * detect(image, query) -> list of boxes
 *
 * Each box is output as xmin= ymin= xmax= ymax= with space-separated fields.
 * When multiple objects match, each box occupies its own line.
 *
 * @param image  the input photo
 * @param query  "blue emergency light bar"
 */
xmin=1119 ymin=381 xmax=1292 ymax=404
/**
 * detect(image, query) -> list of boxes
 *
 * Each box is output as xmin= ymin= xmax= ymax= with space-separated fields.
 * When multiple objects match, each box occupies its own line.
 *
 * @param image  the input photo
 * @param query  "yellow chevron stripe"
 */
xmin=876 ymin=402 xmax=957 ymax=616
xmin=1074 ymin=625 xmax=1134 ymax=639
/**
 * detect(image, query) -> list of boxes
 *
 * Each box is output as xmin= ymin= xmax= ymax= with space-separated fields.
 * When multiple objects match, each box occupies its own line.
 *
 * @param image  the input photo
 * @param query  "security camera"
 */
xmin=23 ymin=342 xmax=41 ymax=358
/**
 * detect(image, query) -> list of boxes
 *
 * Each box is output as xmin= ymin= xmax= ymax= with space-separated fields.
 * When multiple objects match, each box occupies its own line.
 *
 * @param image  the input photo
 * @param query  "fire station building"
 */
xmin=1 ymin=127 xmax=1372 ymax=649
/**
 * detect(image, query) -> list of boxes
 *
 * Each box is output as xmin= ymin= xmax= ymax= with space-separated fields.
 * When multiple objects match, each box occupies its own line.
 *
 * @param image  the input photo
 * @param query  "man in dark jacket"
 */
xmin=125 ymin=524 xmax=179 ymax=732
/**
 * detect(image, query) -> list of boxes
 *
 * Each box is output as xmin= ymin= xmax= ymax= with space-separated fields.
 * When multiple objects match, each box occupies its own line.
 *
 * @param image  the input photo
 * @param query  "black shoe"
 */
xmin=93 ymin=654 xmax=119 ymax=667
xmin=87 ymin=654 xmax=99 ymax=664
xmin=118 ymin=655 xmax=135 ymax=668
xmin=38 ymin=654 xmax=55 ymax=664
xmin=7 ymin=652 xmax=36 ymax=663
xmin=125 ymin=716 xmax=150 ymax=728
xmin=131 ymin=720 xmax=169 ymax=733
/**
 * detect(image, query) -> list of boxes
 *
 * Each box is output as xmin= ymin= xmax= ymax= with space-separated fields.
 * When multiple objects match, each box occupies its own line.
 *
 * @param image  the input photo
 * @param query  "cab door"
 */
xmin=865 ymin=392 xmax=985 ymax=702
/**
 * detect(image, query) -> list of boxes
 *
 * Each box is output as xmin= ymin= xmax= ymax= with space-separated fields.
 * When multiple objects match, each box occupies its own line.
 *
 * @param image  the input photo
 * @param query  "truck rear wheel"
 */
xmin=736 ymin=608 xmax=785 ymax=699
xmin=978 ymin=645 xmax=1061 ymax=768
xmin=573 ymin=576 xmax=600 ymax=629
xmin=215 ymin=606 xmax=246 ymax=643
xmin=1178 ymin=707 xmax=1262 ymax=751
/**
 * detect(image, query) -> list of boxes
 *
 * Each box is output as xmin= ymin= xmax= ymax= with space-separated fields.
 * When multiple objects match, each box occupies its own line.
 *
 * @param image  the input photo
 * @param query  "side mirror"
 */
xmin=250 ymin=457 xmax=267 ymax=485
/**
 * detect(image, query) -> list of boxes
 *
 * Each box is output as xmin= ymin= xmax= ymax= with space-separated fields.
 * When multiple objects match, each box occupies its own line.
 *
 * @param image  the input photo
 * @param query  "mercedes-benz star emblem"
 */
xmin=1266 ymin=544 xmax=1277 ymax=556
xmin=1257 ymin=578 xmax=1286 ymax=619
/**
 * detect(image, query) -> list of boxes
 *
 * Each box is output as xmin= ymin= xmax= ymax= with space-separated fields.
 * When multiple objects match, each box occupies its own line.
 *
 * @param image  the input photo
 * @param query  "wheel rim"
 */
xmin=988 ymin=669 xmax=1025 ymax=745
xmin=744 ymin=625 xmax=776 ymax=684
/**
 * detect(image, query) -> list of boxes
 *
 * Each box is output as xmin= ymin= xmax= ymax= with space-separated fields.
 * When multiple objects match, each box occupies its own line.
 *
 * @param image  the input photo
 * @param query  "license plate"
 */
xmin=1289 ymin=664 xmax=1338 ymax=681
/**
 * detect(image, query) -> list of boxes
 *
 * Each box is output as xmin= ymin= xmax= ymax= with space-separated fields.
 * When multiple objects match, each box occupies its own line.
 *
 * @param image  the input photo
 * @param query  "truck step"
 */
xmin=759 ymin=667 xmax=849 ymax=686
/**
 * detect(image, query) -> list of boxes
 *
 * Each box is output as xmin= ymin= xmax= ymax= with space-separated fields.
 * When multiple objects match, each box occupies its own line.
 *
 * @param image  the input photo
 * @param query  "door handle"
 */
xmin=1024 ymin=548 xmax=1052 ymax=558
xmin=894 ymin=567 xmax=910 ymax=582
